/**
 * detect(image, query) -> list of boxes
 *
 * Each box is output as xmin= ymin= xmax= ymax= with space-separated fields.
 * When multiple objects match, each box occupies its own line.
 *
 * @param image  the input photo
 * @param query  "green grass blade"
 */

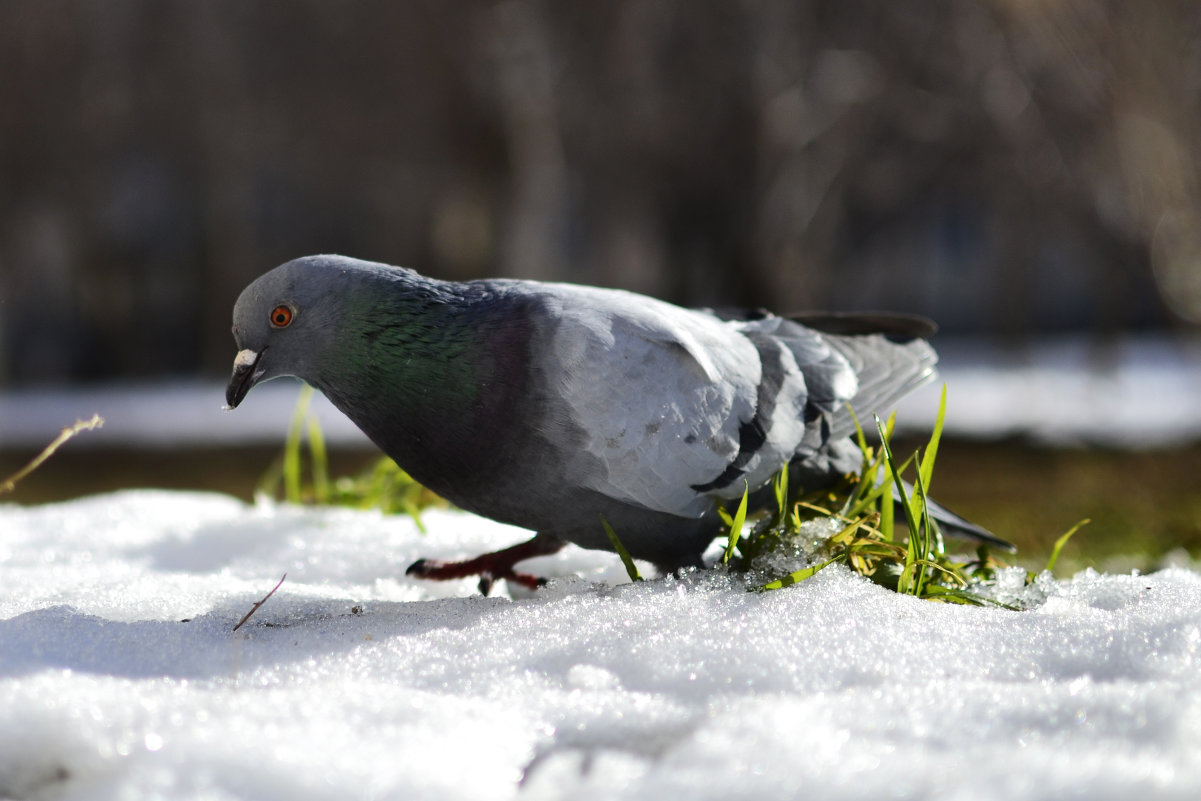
xmin=402 ymin=499 xmax=428 ymax=534
xmin=1045 ymin=518 xmax=1090 ymax=574
xmin=773 ymin=463 xmax=789 ymax=524
xmin=880 ymin=411 xmax=897 ymax=446
xmin=875 ymin=414 xmax=920 ymax=591
xmin=761 ymin=554 xmax=844 ymax=591
xmin=909 ymin=453 xmax=935 ymax=596
xmin=918 ymin=385 xmax=947 ymax=494
xmin=905 ymin=387 xmax=949 ymax=597
xmin=367 ymin=458 xmax=395 ymax=509
xmin=847 ymin=403 xmax=873 ymax=480
xmin=306 ymin=413 xmax=330 ymax=504
xmin=282 ymin=385 xmax=314 ymax=503
xmin=722 ymin=481 xmax=750 ymax=565
xmin=920 ymin=584 xmax=988 ymax=607
xmin=601 ymin=517 xmax=643 ymax=582
xmin=845 ymin=474 xmax=894 ymax=523
xmin=920 ymin=583 xmax=1020 ymax=610
xmin=878 ymin=481 xmax=895 ymax=542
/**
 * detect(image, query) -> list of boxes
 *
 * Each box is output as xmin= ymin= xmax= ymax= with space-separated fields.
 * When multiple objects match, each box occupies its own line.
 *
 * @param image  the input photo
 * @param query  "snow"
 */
xmin=3 ymin=491 xmax=1201 ymax=799
xmin=4 ymin=335 xmax=1201 ymax=450
xmin=0 ymin=379 xmax=368 ymax=451
xmin=894 ymin=335 xmax=1201 ymax=447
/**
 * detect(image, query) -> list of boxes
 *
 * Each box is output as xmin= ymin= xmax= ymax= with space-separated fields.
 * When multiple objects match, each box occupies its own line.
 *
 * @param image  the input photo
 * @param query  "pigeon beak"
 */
xmin=225 ymin=348 xmax=264 ymax=409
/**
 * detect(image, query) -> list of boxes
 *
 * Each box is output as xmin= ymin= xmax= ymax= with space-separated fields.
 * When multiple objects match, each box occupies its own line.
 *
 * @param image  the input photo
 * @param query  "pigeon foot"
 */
xmin=406 ymin=534 xmax=566 ymax=595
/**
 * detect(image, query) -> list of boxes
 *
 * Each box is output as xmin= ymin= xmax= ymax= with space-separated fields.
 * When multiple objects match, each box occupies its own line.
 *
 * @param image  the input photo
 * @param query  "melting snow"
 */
xmin=2 ymin=491 xmax=1200 ymax=799
xmin=4 ymin=336 xmax=1201 ymax=450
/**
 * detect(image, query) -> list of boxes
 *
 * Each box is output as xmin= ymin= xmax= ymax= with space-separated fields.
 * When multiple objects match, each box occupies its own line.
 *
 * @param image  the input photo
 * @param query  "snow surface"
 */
xmin=0 ymin=379 xmax=367 ymax=451
xmin=3 ymin=335 xmax=1201 ymax=450
xmin=895 ymin=335 xmax=1201 ymax=447
xmin=2 ymin=491 xmax=1201 ymax=800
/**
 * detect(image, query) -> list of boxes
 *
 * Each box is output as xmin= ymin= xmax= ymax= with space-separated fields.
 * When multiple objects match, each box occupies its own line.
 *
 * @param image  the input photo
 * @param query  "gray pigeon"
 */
xmin=226 ymin=254 xmax=1004 ymax=593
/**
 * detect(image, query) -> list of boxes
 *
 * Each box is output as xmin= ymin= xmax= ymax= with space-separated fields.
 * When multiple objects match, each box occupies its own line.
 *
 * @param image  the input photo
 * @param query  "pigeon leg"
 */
xmin=406 ymin=533 xmax=567 ymax=595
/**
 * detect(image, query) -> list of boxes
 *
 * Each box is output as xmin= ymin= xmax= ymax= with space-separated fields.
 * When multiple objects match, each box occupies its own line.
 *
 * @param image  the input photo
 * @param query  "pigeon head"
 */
xmin=225 ymin=255 xmax=367 ymax=409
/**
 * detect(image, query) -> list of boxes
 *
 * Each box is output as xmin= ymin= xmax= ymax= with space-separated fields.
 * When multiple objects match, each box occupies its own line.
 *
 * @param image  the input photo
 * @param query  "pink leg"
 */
xmin=406 ymin=533 xmax=566 ymax=595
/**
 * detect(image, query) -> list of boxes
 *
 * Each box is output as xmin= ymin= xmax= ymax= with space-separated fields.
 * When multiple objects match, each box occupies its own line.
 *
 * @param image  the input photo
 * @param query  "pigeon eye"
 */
xmin=269 ymin=305 xmax=295 ymax=328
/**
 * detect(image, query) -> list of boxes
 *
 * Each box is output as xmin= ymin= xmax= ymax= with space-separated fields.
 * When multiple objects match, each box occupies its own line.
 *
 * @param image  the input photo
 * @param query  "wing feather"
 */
xmin=535 ymin=285 xmax=762 ymax=516
xmin=529 ymin=286 xmax=937 ymax=519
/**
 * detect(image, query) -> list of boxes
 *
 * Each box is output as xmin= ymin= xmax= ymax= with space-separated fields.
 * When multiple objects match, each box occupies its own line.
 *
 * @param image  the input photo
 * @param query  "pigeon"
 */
xmin=226 ymin=254 xmax=1006 ymax=594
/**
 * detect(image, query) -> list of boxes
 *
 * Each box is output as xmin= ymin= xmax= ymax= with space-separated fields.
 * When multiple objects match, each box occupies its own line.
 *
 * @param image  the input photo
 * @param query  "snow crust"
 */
xmin=2 ymin=491 xmax=1200 ymax=800
xmin=3 ymin=335 xmax=1201 ymax=450
xmin=895 ymin=335 xmax=1201 ymax=446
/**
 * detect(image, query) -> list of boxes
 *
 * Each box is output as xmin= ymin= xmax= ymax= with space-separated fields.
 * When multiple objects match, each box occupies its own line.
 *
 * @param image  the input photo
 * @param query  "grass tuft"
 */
xmin=257 ymin=386 xmax=444 ymax=529
xmin=744 ymin=387 xmax=1021 ymax=606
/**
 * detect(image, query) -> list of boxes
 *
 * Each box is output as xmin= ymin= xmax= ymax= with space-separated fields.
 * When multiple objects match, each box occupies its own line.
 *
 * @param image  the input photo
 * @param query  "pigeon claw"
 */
xmin=404 ymin=534 xmax=565 ymax=596
xmin=477 ymin=571 xmax=549 ymax=597
xmin=406 ymin=558 xmax=548 ymax=597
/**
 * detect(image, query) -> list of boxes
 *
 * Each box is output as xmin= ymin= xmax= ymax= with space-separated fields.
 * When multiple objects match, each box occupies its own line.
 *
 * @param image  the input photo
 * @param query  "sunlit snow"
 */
xmin=4 ymin=335 xmax=1201 ymax=450
xmin=2 ymin=491 xmax=1200 ymax=799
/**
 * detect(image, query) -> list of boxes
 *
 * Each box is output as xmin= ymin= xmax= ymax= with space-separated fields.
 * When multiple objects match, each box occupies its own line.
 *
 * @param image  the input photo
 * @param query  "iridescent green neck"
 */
xmin=321 ymin=288 xmax=484 ymax=424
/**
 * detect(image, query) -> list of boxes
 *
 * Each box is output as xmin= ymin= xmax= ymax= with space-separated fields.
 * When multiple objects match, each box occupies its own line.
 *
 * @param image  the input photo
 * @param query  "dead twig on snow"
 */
xmin=233 ymin=574 xmax=287 ymax=632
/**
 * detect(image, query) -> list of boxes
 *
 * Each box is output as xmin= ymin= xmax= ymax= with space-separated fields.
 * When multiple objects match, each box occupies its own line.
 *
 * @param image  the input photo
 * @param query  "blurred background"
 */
xmin=2 ymin=0 xmax=1201 ymax=567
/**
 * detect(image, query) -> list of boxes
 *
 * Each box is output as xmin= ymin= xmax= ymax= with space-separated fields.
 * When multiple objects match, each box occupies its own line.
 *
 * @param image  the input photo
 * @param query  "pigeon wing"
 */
xmin=527 ymin=288 xmax=936 ymax=520
xmin=532 ymin=284 xmax=785 ymax=518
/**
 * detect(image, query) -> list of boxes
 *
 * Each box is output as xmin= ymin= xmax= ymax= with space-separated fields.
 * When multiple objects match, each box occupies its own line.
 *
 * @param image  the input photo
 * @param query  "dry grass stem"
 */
xmin=233 ymin=574 xmax=287 ymax=632
xmin=0 ymin=414 xmax=104 ymax=495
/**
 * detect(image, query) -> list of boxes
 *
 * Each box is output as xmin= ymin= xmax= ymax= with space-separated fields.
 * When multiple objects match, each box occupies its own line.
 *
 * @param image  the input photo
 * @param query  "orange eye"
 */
xmin=269 ymin=305 xmax=294 ymax=328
